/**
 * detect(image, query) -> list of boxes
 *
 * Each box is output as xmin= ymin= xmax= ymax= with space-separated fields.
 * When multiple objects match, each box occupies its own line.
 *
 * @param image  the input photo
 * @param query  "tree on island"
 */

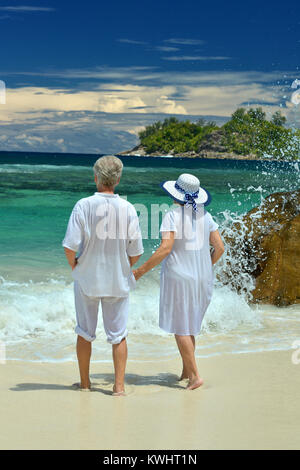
xmin=138 ymin=117 xmax=217 ymax=154
xmin=138 ymin=107 xmax=300 ymax=160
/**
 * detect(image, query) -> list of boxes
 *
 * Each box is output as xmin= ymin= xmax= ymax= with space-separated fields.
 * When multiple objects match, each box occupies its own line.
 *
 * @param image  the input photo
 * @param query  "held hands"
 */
xmin=133 ymin=268 xmax=143 ymax=281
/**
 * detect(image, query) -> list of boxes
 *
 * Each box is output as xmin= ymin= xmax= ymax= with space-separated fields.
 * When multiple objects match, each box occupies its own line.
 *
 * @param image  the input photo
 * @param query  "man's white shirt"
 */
xmin=62 ymin=192 xmax=144 ymax=297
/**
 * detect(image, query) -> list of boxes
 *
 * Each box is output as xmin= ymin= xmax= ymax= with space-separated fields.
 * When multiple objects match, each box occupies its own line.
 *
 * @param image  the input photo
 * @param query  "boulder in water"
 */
xmin=225 ymin=189 xmax=300 ymax=306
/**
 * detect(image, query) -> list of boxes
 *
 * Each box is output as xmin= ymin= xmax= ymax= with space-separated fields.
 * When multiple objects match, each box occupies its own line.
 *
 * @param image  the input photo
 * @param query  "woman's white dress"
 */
xmin=159 ymin=205 xmax=219 ymax=335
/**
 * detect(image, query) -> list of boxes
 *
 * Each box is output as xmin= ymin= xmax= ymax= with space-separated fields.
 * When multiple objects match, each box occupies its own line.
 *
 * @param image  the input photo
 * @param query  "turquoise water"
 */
xmin=0 ymin=152 xmax=299 ymax=362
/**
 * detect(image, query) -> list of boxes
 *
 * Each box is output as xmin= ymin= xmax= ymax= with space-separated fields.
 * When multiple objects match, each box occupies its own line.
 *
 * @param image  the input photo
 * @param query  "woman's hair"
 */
xmin=93 ymin=155 xmax=123 ymax=188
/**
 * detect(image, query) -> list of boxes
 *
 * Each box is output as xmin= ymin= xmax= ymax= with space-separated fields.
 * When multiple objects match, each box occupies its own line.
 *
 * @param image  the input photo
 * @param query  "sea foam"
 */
xmin=0 ymin=271 xmax=263 ymax=360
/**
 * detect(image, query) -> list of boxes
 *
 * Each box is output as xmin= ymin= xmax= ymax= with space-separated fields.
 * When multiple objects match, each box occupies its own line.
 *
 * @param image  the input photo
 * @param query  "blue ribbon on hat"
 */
xmin=175 ymin=182 xmax=199 ymax=212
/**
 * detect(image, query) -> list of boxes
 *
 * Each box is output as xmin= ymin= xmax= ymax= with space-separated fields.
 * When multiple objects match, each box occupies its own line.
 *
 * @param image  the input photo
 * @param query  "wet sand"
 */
xmin=0 ymin=350 xmax=299 ymax=450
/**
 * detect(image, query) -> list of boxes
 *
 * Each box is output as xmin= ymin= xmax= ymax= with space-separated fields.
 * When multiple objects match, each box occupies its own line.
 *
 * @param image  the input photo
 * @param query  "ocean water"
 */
xmin=0 ymin=152 xmax=299 ymax=362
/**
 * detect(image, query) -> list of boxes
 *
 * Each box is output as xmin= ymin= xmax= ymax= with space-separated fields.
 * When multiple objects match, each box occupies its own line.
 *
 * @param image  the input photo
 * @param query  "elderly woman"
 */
xmin=134 ymin=173 xmax=224 ymax=390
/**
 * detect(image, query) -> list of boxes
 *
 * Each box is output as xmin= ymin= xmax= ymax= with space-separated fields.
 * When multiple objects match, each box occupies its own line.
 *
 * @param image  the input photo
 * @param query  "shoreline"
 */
xmin=0 ymin=149 xmax=297 ymax=163
xmin=1 ymin=349 xmax=299 ymax=450
xmin=118 ymin=152 xmax=276 ymax=162
xmin=3 ymin=343 xmax=297 ymax=364
xmin=117 ymin=146 xmax=289 ymax=162
xmin=119 ymin=154 xmax=273 ymax=162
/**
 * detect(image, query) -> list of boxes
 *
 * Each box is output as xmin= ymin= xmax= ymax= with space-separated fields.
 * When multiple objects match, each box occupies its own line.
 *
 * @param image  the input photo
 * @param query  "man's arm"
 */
xmin=64 ymin=247 xmax=77 ymax=270
xmin=62 ymin=203 xmax=84 ymax=269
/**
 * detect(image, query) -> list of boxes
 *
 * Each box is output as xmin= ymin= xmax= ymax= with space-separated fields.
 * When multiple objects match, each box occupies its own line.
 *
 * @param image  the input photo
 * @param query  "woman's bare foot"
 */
xmin=178 ymin=367 xmax=189 ymax=381
xmin=179 ymin=373 xmax=188 ymax=381
xmin=186 ymin=377 xmax=204 ymax=390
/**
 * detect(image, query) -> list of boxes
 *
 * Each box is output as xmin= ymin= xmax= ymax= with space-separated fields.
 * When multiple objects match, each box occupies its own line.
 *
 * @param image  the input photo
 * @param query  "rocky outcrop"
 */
xmin=225 ymin=190 xmax=300 ymax=306
xmin=197 ymin=129 xmax=227 ymax=154
xmin=118 ymin=144 xmax=147 ymax=156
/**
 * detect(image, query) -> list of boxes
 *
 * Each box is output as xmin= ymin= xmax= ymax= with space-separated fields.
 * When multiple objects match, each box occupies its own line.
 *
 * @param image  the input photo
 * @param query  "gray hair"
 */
xmin=93 ymin=155 xmax=123 ymax=188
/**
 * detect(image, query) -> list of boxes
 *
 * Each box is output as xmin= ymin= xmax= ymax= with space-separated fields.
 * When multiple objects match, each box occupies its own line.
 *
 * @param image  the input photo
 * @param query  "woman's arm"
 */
xmin=133 ymin=232 xmax=175 ymax=280
xmin=129 ymin=254 xmax=142 ymax=267
xmin=210 ymin=230 xmax=225 ymax=265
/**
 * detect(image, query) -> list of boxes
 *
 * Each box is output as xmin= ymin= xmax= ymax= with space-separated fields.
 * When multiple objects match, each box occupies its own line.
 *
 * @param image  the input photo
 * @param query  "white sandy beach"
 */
xmin=0 ymin=350 xmax=299 ymax=450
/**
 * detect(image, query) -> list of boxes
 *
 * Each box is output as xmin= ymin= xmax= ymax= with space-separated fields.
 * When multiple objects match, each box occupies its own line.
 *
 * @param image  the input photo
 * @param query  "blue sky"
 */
xmin=0 ymin=0 xmax=299 ymax=153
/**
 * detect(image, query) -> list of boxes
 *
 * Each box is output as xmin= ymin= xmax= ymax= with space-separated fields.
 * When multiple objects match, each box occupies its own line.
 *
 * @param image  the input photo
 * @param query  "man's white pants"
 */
xmin=74 ymin=281 xmax=129 ymax=344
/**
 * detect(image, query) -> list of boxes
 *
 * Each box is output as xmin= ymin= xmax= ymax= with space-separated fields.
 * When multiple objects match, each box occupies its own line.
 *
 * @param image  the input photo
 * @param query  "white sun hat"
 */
xmin=160 ymin=173 xmax=211 ymax=210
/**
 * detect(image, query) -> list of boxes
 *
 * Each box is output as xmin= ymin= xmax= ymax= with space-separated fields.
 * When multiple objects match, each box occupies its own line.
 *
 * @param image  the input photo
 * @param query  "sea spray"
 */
xmin=212 ymin=210 xmax=257 ymax=301
xmin=215 ymin=159 xmax=300 ymax=300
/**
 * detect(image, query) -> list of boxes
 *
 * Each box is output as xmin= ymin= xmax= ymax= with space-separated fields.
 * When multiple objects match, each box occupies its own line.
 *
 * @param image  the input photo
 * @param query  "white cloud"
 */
xmin=164 ymin=38 xmax=205 ymax=46
xmin=2 ymin=66 xmax=159 ymax=82
xmin=0 ymin=84 xmax=187 ymax=120
xmin=4 ymin=67 xmax=292 ymax=89
xmin=162 ymin=55 xmax=231 ymax=61
xmin=155 ymin=46 xmax=180 ymax=52
xmin=0 ymin=6 xmax=55 ymax=12
xmin=117 ymin=39 xmax=148 ymax=45
xmin=0 ymin=112 xmax=145 ymax=154
xmin=0 ymin=69 xmax=292 ymax=124
xmin=181 ymin=83 xmax=282 ymax=116
xmin=127 ymin=126 xmax=145 ymax=136
xmin=0 ymin=67 xmax=295 ymax=153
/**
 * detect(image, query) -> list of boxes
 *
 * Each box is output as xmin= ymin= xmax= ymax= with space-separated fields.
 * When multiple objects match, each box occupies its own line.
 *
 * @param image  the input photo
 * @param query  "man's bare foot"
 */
xmin=113 ymin=385 xmax=126 ymax=396
xmin=72 ymin=381 xmax=91 ymax=391
xmin=186 ymin=377 xmax=204 ymax=390
xmin=112 ymin=391 xmax=126 ymax=396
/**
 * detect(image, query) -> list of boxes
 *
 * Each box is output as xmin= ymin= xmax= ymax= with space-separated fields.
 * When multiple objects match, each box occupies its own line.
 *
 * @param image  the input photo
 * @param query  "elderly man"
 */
xmin=62 ymin=156 xmax=143 ymax=395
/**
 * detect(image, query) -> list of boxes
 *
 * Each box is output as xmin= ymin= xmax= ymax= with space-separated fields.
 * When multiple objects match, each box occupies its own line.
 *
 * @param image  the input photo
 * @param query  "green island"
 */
xmin=121 ymin=107 xmax=300 ymax=160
